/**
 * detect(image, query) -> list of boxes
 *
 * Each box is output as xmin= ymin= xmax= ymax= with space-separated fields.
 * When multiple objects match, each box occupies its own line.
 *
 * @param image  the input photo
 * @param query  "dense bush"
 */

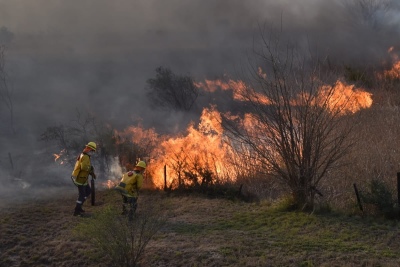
xmin=360 ymin=179 xmax=398 ymax=219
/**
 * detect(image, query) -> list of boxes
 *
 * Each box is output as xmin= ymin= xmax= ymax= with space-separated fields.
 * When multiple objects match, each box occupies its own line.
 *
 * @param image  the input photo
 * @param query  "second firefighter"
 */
xmin=114 ymin=161 xmax=146 ymax=220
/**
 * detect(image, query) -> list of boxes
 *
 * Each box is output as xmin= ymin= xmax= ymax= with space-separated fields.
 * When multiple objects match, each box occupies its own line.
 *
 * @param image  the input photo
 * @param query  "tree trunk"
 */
xmin=292 ymin=187 xmax=314 ymax=211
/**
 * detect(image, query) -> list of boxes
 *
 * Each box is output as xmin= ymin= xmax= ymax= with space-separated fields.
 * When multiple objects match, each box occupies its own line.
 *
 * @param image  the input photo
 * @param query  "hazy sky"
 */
xmin=0 ymin=0 xmax=399 ymax=200
xmin=1 ymin=0 xmax=398 ymax=128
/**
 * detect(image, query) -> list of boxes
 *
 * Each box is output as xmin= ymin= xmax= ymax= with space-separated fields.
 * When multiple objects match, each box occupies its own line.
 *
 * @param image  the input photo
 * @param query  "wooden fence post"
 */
xmin=353 ymin=183 xmax=363 ymax=212
xmin=397 ymin=173 xmax=400 ymax=218
xmin=164 ymin=164 xmax=167 ymax=192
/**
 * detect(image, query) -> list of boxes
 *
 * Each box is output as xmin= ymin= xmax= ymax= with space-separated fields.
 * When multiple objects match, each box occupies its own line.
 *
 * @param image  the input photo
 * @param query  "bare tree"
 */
xmin=40 ymin=111 xmax=113 ymax=169
xmin=41 ymin=111 xmax=157 ymax=178
xmin=146 ymin=66 xmax=199 ymax=111
xmin=222 ymin=31 xmax=357 ymax=210
xmin=0 ymin=45 xmax=15 ymax=133
xmin=342 ymin=0 xmax=392 ymax=29
xmin=0 ymin=27 xmax=14 ymax=44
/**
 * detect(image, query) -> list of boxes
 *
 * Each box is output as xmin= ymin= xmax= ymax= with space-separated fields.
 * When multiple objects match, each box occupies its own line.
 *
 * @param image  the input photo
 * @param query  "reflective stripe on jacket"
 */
xmin=71 ymin=153 xmax=92 ymax=185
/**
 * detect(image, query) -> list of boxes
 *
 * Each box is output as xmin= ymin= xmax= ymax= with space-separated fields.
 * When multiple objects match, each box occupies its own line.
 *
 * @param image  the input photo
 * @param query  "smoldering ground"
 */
xmin=0 ymin=0 xmax=399 ymax=206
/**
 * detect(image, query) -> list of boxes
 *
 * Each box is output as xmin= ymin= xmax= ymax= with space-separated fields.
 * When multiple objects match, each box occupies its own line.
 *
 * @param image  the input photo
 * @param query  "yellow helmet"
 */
xmin=136 ymin=161 xmax=146 ymax=169
xmin=86 ymin=142 xmax=97 ymax=151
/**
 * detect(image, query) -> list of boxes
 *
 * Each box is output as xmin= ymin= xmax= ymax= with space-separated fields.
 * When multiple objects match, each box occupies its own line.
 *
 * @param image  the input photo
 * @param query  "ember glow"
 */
xmin=53 ymin=154 xmax=60 ymax=161
xmin=53 ymin=149 xmax=66 ymax=165
xmin=101 ymin=179 xmax=116 ymax=190
xmin=99 ymin=156 xmax=124 ymax=189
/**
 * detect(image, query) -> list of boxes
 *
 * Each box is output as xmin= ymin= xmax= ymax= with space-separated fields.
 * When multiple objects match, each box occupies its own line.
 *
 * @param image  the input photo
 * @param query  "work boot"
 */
xmin=74 ymin=203 xmax=84 ymax=216
xmin=73 ymin=209 xmax=82 ymax=216
xmin=128 ymin=207 xmax=135 ymax=222
xmin=77 ymin=207 xmax=85 ymax=213
xmin=128 ymin=211 xmax=134 ymax=222
xmin=121 ymin=204 xmax=127 ymax=215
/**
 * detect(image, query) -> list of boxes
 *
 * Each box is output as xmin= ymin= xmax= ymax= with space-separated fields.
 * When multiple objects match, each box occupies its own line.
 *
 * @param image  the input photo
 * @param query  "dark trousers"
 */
xmin=122 ymin=195 xmax=138 ymax=220
xmin=76 ymin=184 xmax=91 ymax=209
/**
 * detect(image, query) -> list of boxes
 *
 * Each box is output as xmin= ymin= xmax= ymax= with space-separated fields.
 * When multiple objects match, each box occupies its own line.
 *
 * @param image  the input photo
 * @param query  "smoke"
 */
xmin=0 ymin=0 xmax=399 ymax=204
xmin=108 ymin=156 xmax=123 ymax=182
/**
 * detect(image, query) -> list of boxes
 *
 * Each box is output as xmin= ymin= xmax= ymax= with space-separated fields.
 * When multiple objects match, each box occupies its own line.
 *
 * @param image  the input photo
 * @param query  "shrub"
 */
xmin=75 ymin=203 xmax=167 ymax=267
xmin=271 ymin=195 xmax=298 ymax=212
xmin=360 ymin=179 xmax=397 ymax=219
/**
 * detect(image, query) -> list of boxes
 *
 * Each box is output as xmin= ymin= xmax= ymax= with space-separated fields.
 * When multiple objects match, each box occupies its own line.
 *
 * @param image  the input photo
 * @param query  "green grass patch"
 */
xmin=198 ymin=202 xmax=400 ymax=262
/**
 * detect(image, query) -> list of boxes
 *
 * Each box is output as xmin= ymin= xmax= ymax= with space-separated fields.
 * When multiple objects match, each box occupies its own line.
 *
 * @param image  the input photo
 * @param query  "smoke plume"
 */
xmin=0 ymin=0 xmax=399 ymax=204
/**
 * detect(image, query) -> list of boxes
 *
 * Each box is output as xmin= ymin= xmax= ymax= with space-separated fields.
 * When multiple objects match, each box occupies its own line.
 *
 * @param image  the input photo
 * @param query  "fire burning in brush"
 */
xmin=384 ymin=61 xmax=400 ymax=80
xmin=378 ymin=46 xmax=400 ymax=80
xmin=51 ymin=72 xmax=374 ymax=191
xmin=197 ymin=76 xmax=372 ymax=114
xmin=99 ymin=156 xmax=124 ymax=189
xmin=136 ymin=77 xmax=373 ymax=189
xmin=147 ymin=107 xmax=238 ymax=189
xmin=318 ymin=80 xmax=373 ymax=114
xmin=101 ymin=179 xmax=116 ymax=189
xmin=195 ymin=75 xmax=271 ymax=105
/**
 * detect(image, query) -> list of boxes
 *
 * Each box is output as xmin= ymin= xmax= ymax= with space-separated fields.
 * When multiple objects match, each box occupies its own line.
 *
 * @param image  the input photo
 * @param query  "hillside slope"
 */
xmin=1 ymin=189 xmax=400 ymax=267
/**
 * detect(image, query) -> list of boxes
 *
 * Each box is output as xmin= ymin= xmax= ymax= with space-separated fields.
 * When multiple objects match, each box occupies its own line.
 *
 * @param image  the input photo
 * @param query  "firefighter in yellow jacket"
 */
xmin=71 ymin=142 xmax=97 ymax=216
xmin=115 ymin=161 xmax=146 ymax=220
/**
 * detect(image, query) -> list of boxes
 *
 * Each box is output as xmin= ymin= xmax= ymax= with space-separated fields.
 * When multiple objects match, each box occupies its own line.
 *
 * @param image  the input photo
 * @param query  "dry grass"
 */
xmin=1 ymin=189 xmax=400 ymax=267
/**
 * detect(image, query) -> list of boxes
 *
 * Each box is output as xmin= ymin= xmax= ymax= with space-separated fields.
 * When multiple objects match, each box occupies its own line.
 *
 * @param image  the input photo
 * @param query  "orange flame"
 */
xmin=148 ymin=107 xmax=237 ymax=189
xmin=377 ymin=46 xmax=400 ymax=80
xmin=383 ymin=61 xmax=400 ymax=80
xmin=53 ymin=153 xmax=61 ymax=161
xmin=113 ymin=125 xmax=158 ymax=170
xmin=116 ymin=125 xmax=159 ymax=145
xmin=195 ymin=78 xmax=271 ymax=105
xmin=101 ymin=179 xmax=117 ymax=189
xmin=319 ymin=80 xmax=373 ymax=114
xmin=197 ymin=76 xmax=372 ymax=114
xmin=117 ymin=75 xmax=373 ymax=189
xmin=53 ymin=149 xmax=66 ymax=165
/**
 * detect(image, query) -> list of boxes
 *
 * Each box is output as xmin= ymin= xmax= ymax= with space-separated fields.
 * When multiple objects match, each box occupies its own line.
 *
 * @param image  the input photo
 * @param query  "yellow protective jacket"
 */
xmin=115 ymin=171 xmax=143 ymax=198
xmin=71 ymin=153 xmax=93 ymax=185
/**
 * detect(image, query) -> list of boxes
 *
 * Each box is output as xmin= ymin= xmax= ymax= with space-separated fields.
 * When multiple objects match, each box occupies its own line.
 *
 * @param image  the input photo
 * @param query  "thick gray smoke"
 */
xmin=0 ymin=0 xmax=399 ymax=205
